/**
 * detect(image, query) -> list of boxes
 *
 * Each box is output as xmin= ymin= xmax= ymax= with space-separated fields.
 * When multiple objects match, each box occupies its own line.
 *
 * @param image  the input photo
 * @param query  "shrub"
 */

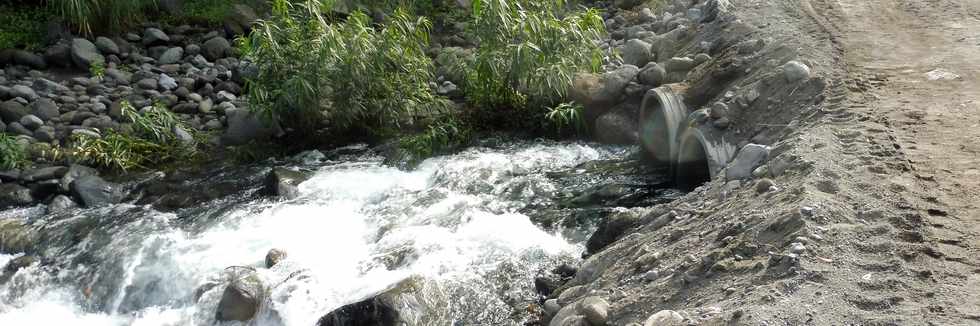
xmin=465 ymin=0 xmax=605 ymax=111
xmin=242 ymin=0 xmax=444 ymax=134
xmin=0 ymin=4 xmax=52 ymax=50
xmin=49 ymin=0 xmax=157 ymax=35
xmin=0 ymin=134 xmax=27 ymax=170
xmin=66 ymin=101 xmax=200 ymax=170
xmin=545 ymin=102 xmax=587 ymax=135
xmin=399 ymin=115 xmax=472 ymax=158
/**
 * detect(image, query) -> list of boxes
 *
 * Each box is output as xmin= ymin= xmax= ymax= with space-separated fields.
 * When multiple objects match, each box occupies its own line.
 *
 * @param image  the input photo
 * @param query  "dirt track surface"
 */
xmin=813 ymin=0 xmax=980 ymax=321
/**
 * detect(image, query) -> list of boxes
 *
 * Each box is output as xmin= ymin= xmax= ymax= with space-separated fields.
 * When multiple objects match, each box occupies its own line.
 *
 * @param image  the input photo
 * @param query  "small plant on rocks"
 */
xmin=0 ymin=134 xmax=27 ymax=170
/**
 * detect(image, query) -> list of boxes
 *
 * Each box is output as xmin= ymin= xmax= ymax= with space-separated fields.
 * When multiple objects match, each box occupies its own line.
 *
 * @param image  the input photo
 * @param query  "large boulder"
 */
xmin=11 ymin=50 xmax=46 ymax=69
xmin=223 ymin=4 xmax=259 ymax=36
xmin=593 ymin=110 xmax=637 ymax=145
xmin=0 ymin=100 xmax=30 ymax=124
xmin=70 ymin=38 xmax=105 ymax=69
xmin=725 ymin=144 xmax=770 ymax=181
xmin=44 ymin=43 xmax=72 ymax=68
xmin=202 ymin=37 xmax=231 ymax=61
xmin=69 ymin=175 xmax=124 ymax=207
xmin=638 ymin=62 xmax=666 ymax=87
xmin=94 ymin=37 xmax=120 ymax=55
xmin=9 ymin=86 xmax=38 ymax=101
xmin=215 ymin=271 xmax=264 ymax=322
xmin=31 ymin=98 xmax=60 ymax=121
xmin=158 ymin=47 xmax=184 ymax=65
xmin=585 ymin=210 xmax=641 ymax=254
xmin=621 ymin=39 xmax=652 ymax=67
xmin=261 ymin=167 xmax=311 ymax=199
xmin=570 ymin=65 xmax=640 ymax=121
xmin=221 ymin=108 xmax=283 ymax=146
xmin=644 ymin=310 xmax=684 ymax=326
xmin=0 ymin=184 xmax=34 ymax=209
xmin=143 ymin=28 xmax=170 ymax=46
xmin=317 ymin=277 xmax=443 ymax=326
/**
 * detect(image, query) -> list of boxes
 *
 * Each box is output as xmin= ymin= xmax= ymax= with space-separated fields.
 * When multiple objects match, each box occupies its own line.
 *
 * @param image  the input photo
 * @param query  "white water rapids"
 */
xmin=0 ymin=142 xmax=640 ymax=325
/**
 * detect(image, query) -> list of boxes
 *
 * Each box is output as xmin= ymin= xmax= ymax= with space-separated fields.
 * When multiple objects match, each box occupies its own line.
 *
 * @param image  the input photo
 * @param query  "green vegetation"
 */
xmin=65 ymin=101 xmax=201 ymax=170
xmin=50 ymin=0 xmax=157 ymax=35
xmin=465 ymin=0 xmax=604 ymax=111
xmin=0 ymin=4 xmax=53 ymax=50
xmin=545 ymin=102 xmax=587 ymax=135
xmin=399 ymin=116 xmax=472 ymax=159
xmin=0 ymin=134 xmax=27 ymax=170
xmin=89 ymin=61 xmax=105 ymax=81
xmin=241 ymin=0 xmax=445 ymax=134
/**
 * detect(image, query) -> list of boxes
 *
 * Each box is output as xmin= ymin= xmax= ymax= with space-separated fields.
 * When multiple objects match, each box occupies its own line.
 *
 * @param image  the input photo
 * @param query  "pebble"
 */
xmin=783 ymin=60 xmax=811 ymax=82
xmin=578 ymin=296 xmax=609 ymax=326
xmin=789 ymin=242 xmax=806 ymax=254
xmin=755 ymin=178 xmax=775 ymax=193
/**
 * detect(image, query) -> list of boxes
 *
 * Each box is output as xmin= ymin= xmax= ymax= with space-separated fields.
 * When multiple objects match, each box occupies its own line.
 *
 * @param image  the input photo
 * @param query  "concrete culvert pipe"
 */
xmin=675 ymin=125 xmax=737 ymax=189
xmin=638 ymin=85 xmax=689 ymax=167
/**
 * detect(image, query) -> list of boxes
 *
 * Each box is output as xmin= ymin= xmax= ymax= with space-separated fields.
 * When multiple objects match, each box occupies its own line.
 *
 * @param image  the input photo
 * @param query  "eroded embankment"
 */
xmin=539 ymin=0 xmax=956 ymax=325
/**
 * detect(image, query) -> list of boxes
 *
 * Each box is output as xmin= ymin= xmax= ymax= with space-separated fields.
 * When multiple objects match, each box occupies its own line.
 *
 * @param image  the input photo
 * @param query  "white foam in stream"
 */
xmin=0 ymin=143 xmax=620 ymax=325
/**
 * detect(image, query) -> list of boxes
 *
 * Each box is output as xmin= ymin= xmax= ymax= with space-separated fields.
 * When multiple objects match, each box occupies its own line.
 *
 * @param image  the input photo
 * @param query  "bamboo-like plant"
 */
xmin=242 ymin=0 xmax=444 ymax=134
xmin=0 ymin=134 xmax=26 ymax=170
xmin=466 ymin=0 xmax=605 ymax=110
xmin=50 ymin=0 xmax=157 ymax=35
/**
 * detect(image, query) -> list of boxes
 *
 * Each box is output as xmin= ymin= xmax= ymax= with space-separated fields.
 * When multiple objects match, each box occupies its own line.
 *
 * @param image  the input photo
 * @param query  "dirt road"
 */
xmin=816 ymin=0 xmax=980 ymax=321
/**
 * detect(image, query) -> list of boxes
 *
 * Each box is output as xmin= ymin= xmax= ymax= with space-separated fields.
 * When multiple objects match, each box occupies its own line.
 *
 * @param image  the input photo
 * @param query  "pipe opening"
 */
xmin=639 ymin=94 xmax=672 ymax=166
xmin=675 ymin=130 xmax=712 ymax=190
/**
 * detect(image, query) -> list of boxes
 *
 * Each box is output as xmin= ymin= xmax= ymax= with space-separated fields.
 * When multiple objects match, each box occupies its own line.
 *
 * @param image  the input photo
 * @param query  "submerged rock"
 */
xmin=265 ymin=248 xmax=287 ymax=268
xmin=261 ymin=167 xmax=311 ymax=199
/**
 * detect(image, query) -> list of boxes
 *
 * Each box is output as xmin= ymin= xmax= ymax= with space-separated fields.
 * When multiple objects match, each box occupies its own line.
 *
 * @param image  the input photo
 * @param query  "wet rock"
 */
xmin=262 ymin=167 xmax=311 ymax=199
xmin=594 ymin=110 xmax=637 ymax=145
xmin=708 ymin=102 xmax=728 ymax=119
xmin=137 ymin=78 xmax=158 ymax=90
xmin=71 ymin=38 xmax=105 ymax=69
xmin=644 ymin=310 xmax=684 ymax=326
xmin=622 ymin=39 xmax=652 ymax=67
xmin=0 ymin=184 xmax=34 ymax=208
xmin=203 ymin=37 xmax=231 ymax=61
xmin=70 ymin=175 xmax=124 ymax=207
xmin=7 ymin=122 xmax=32 ymax=137
xmin=215 ymin=272 xmax=263 ymax=322
xmin=46 ymin=194 xmax=76 ymax=213
xmin=571 ymin=65 xmax=639 ymax=120
xmin=317 ymin=277 xmax=440 ymax=326
xmin=783 ymin=60 xmax=811 ymax=82
xmin=665 ymin=57 xmax=695 ymax=73
xmin=535 ymin=275 xmax=562 ymax=297
xmin=0 ymin=255 xmax=37 ymax=284
xmin=638 ymin=62 xmax=666 ymax=87
xmin=265 ymin=248 xmax=287 ymax=268
xmin=143 ymin=28 xmax=170 ymax=46
xmin=725 ymin=144 xmax=770 ymax=181
xmin=222 ymin=107 xmax=283 ymax=146
xmin=95 ymin=37 xmax=120 ymax=55
xmin=579 ymin=296 xmax=609 ymax=326
xmin=34 ymin=126 xmax=56 ymax=142
xmin=32 ymin=79 xmax=69 ymax=95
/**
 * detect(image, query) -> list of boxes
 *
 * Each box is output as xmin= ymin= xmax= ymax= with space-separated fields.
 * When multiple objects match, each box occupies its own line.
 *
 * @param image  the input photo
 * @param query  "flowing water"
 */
xmin=0 ymin=141 xmax=674 ymax=325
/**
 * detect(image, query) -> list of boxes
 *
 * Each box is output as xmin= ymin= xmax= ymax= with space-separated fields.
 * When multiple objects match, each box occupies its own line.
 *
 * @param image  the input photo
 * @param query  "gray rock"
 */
xmin=622 ymin=39 xmax=652 ymax=67
xmin=159 ymin=73 xmax=178 ymax=91
xmin=789 ymin=242 xmax=806 ymax=254
xmin=544 ymin=299 xmax=561 ymax=316
xmin=222 ymin=108 xmax=283 ymax=146
xmin=190 ymin=54 xmax=209 ymax=67
xmin=693 ymin=53 xmax=711 ymax=65
xmin=638 ymin=62 xmax=666 ymax=87
xmin=665 ymin=57 xmax=695 ymax=73
xmin=265 ymin=248 xmax=287 ymax=268
xmin=570 ymin=65 xmax=639 ymax=120
xmin=71 ymin=38 xmax=105 ymax=69
xmin=173 ymin=125 xmax=194 ymax=145
xmin=10 ymin=85 xmax=38 ymax=101
xmin=262 ymin=167 xmax=310 ymax=199
xmin=44 ymin=44 xmax=72 ymax=68
xmin=578 ymin=296 xmax=609 ymax=326
xmin=19 ymin=115 xmax=43 ymax=130
xmin=158 ymin=47 xmax=184 ymax=65
xmin=47 ymin=194 xmax=77 ymax=214
xmin=158 ymin=0 xmax=183 ymax=14
xmin=202 ymin=37 xmax=231 ymax=61
xmin=143 ymin=28 xmax=170 ymax=46
xmin=59 ymin=164 xmax=97 ymax=193
xmin=215 ymin=91 xmax=237 ymax=103
xmin=708 ymin=102 xmax=728 ymax=119
xmin=0 ymin=101 xmax=30 ymax=124
xmin=783 ymin=60 xmax=811 ymax=82
xmin=644 ymin=310 xmax=684 ymax=326
xmin=185 ymin=44 xmax=201 ymax=56
xmin=11 ymin=50 xmax=46 ymax=69
xmin=7 ymin=122 xmax=32 ymax=136
xmin=199 ymin=99 xmax=214 ymax=114
xmin=22 ymin=166 xmax=68 ymax=182
xmin=70 ymin=175 xmax=124 ymax=207
xmin=71 ymin=128 xmax=101 ymax=139
xmin=137 ymin=78 xmax=158 ymax=90
xmin=755 ymin=178 xmax=775 ymax=193
xmin=0 ymin=184 xmax=33 ymax=209
xmin=32 ymin=78 xmax=69 ymax=95
xmin=726 ymin=144 xmax=770 ymax=181
xmin=737 ymin=39 xmax=765 ymax=55
xmin=223 ymin=4 xmax=259 ymax=36
xmin=104 ymin=68 xmax=132 ymax=84
xmin=215 ymin=273 xmax=263 ymax=322
xmin=95 ymin=37 xmax=120 ymax=55
xmin=712 ymin=117 xmax=730 ymax=129
xmin=34 ymin=126 xmax=56 ymax=142
xmin=594 ymin=110 xmax=637 ymax=145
